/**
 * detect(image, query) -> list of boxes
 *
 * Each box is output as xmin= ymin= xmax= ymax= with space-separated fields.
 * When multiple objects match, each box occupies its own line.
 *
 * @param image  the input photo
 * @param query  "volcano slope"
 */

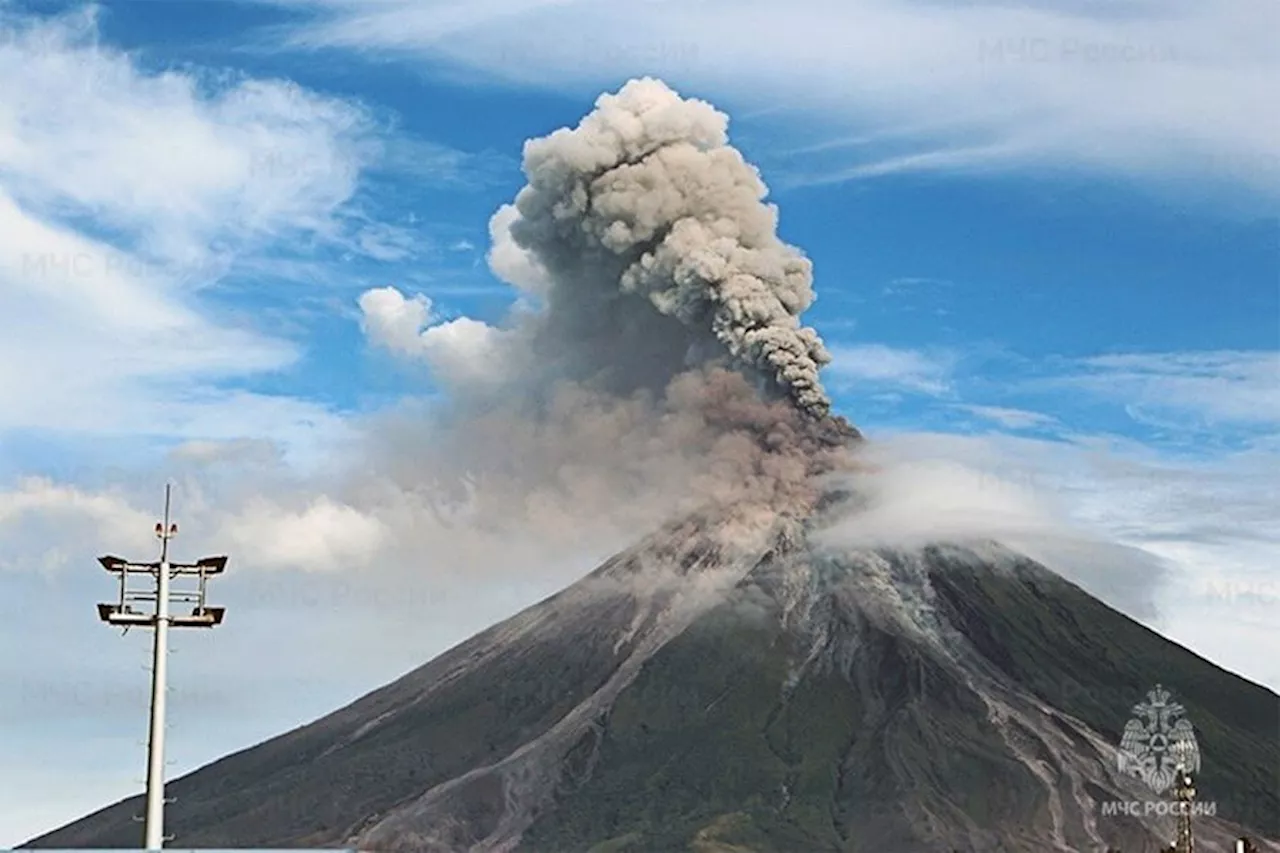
xmin=27 ymin=495 xmax=1280 ymax=852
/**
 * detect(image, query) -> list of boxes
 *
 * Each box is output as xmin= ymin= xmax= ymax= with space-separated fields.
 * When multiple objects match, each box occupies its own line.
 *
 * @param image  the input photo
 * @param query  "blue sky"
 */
xmin=0 ymin=0 xmax=1276 ymax=843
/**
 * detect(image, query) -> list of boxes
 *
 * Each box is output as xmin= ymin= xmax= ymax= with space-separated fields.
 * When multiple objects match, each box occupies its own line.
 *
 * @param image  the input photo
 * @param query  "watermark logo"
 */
xmin=1197 ymin=578 xmax=1280 ymax=605
xmin=1117 ymin=684 xmax=1199 ymax=794
xmin=1101 ymin=800 xmax=1217 ymax=818
xmin=978 ymin=37 xmax=1182 ymax=65
xmin=16 ymin=251 xmax=226 ymax=285
xmin=495 ymin=38 xmax=701 ymax=74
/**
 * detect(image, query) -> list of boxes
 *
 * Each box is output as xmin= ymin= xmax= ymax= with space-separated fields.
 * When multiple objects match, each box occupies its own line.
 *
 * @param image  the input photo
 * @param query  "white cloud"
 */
xmin=0 ymin=8 xmax=382 ymax=458
xmin=0 ymin=462 xmax=598 ymax=846
xmin=0 ymin=192 xmax=320 ymax=429
xmin=167 ymin=437 xmax=284 ymax=467
xmin=882 ymin=277 xmax=953 ymax=297
xmin=350 ymin=220 xmax=419 ymax=262
xmin=828 ymin=429 xmax=1280 ymax=690
xmin=266 ymin=0 xmax=1280 ymax=195
xmin=955 ymin=404 xmax=1058 ymax=430
xmin=822 ymin=346 xmax=1280 ymax=692
xmin=358 ymin=285 xmax=507 ymax=385
xmin=372 ymin=136 xmax=516 ymax=192
xmin=486 ymin=202 xmax=550 ymax=294
xmin=0 ymin=7 xmax=1273 ymax=834
xmin=6 ymin=422 xmax=1274 ymax=694
xmin=220 ymin=495 xmax=388 ymax=571
xmin=1057 ymin=350 xmax=1280 ymax=429
xmin=357 ymin=286 xmax=435 ymax=354
xmin=0 ymin=478 xmax=155 ymax=573
xmin=3 ymin=405 xmax=1276 ymax=842
xmin=413 ymin=316 xmax=505 ymax=378
xmin=826 ymin=343 xmax=954 ymax=395
xmin=822 ymin=451 xmax=1065 ymax=547
xmin=0 ymin=7 xmax=371 ymax=258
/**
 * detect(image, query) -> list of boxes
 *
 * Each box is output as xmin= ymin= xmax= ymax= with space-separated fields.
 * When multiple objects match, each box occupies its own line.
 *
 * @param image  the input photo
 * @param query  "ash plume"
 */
xmin=505 ymin=77 xmax=834 ymax=419
xmin=357 ymin=78 xmax=860 ymax=551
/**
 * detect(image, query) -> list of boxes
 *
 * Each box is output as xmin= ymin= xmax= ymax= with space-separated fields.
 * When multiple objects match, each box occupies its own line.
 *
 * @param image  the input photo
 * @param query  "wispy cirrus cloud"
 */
xmin=1057 ymin=350 xmax=1280 ymax=429
xmin=826 ymin=343 xmax=956 ymax=396
xmin=0 ymin=6 xmax=487 ymax=461
xmin=0 ymin=6 xmax=361 ymax=455
xmin=258 ymin=0 xmax=1280 ymax=196
xmin=0 ymin=6 xmax=374 ymax=258
xmin=953 ymin=404 xmax=1058 ymax=430
xmin=882 ymin=277 xmax=954 ymax=297
xmin=840 ymin=346 xmax=1280 ymax=447
xmin=374 ymin=136 xmax=516 ymax=189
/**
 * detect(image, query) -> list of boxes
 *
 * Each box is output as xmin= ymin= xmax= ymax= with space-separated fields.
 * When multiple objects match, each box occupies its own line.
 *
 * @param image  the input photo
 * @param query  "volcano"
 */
xmin=24 ymin=76 xmax=1279 ymax=853
xmin=25 ymin=494 xmax=1280 ymax=852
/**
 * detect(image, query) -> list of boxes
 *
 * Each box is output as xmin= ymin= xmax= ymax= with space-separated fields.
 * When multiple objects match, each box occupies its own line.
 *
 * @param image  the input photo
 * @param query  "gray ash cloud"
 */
xmin=504 ymin=77 xmax=836 ymax=421
xmin=358 ymin=79 xmax=861 ymax=548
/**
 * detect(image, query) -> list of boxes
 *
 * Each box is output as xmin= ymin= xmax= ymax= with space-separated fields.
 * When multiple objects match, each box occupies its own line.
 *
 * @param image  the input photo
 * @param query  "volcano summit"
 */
xmin=25 ymin=79 xmax=1280 ymax=852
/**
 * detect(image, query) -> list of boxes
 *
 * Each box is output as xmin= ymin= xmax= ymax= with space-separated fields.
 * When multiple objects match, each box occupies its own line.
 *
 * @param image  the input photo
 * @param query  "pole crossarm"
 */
xmin=92 ymin=484 xmax=228 ymax=850
xmin=96 ymin=602 xmax=226 ymax=628
xmin=98 ymin=556 xmax=160 ymax=572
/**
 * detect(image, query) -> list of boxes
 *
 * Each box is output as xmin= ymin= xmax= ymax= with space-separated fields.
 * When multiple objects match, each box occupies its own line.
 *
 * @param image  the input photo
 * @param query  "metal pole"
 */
xmin=143 ymin=484 xmax=173 ymax=850
xmin=95 ymin=485 xmax=227 ymax=848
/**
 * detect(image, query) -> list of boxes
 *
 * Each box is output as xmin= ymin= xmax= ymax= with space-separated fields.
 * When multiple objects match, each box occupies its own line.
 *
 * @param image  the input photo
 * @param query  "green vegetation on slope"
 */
xmin=928 ymin=546 xmax=1280 ymax=837
xmin=520 ymin=583 xmax=1047 ymax=852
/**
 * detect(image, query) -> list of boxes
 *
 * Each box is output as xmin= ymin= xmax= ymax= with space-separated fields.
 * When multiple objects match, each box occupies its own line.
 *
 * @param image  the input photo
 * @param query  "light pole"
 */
xmin=96 ymin=484 xmax=228 ymax=850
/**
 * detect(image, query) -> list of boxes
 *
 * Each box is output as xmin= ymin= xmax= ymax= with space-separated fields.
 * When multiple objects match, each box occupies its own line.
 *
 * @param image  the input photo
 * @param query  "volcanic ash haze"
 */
xmin=360 ymin=76 xmax=861 ymax=546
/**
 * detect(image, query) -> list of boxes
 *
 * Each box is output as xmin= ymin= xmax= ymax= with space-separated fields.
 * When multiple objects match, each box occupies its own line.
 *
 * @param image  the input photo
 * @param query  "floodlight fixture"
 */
xmin=170 ymin=606 xmax=225 ymax=628
xmin=195 ymin=555 xmax=227 ymax=573
xmin=98 ymin=555 xmax=127 ymax=573
xmin=171 ymin=555 xmax=229 ymax=575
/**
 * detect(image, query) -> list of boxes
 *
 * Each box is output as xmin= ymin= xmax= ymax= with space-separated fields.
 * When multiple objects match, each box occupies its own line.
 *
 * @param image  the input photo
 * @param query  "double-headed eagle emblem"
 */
xmin=1118 ymin=684 xmax=1200 ymax=794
